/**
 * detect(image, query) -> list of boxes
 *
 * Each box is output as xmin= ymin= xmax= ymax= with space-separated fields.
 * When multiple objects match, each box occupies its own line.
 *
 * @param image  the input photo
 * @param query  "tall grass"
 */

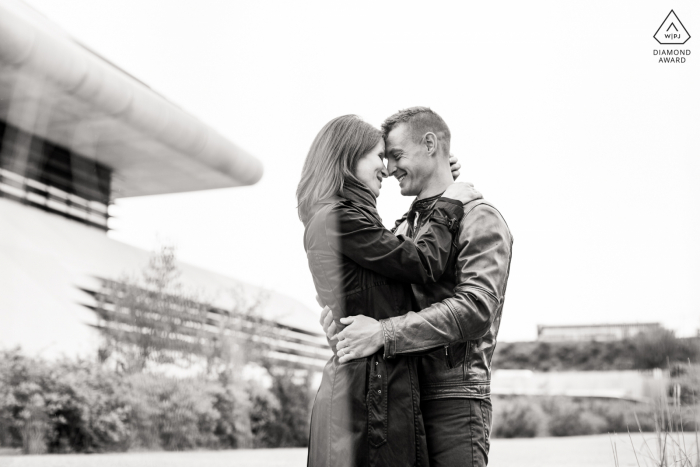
xmin=612 ymin=364 xmax=699 ymax=467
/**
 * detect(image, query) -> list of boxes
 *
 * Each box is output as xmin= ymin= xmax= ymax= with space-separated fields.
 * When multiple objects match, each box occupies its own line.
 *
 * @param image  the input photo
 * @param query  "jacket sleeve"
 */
xmin=326 ymin=199 xmax=463 ymax=285
xmin=379 ymin=205 xmax=513 ymax=357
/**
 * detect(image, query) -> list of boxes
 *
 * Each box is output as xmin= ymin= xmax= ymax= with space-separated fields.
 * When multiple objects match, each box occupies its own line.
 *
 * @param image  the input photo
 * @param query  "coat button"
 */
xmin=377 ymin=374 xmax=381 ymax=378
xmin=378 ymin=390 xmax=381 ymax=394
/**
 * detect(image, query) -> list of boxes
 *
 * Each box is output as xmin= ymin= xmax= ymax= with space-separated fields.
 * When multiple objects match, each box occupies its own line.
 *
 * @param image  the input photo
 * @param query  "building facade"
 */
xmin=0 ymin=0 xmax=328 ymax=371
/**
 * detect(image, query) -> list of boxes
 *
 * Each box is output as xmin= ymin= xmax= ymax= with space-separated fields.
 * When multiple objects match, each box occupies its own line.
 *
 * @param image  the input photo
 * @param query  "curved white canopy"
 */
xmin=0 ymin=0 xmax=263 ymax=197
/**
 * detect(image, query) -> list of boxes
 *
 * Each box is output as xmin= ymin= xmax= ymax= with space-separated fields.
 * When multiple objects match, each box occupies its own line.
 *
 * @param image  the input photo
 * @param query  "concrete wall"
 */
xmin=492 ymin=368 xmax=667 ymax=402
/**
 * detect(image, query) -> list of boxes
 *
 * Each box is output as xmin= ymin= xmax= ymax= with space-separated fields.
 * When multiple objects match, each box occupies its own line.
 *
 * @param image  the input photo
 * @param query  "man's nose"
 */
xmin=386 ymin=159 xmax=397 ymax=176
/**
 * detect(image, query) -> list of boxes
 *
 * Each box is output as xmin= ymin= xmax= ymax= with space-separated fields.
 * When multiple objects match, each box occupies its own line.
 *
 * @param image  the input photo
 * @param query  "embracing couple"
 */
xmin=296 ymin=107 xmax=513 ymax=467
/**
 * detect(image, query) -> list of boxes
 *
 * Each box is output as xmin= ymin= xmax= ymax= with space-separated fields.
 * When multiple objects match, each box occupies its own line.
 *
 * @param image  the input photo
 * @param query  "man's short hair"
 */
xmin=381 ymin=107 xmax=451 ymax=155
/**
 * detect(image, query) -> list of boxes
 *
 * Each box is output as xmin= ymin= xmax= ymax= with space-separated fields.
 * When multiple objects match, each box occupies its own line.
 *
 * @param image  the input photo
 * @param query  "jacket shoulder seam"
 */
xmin=459 ymin=201 xmax=511 ymax=232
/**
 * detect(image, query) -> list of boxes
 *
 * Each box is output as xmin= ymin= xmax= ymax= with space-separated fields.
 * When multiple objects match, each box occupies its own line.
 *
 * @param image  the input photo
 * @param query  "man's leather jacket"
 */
xmin=379 ymin=190 xmax=513 ymax=400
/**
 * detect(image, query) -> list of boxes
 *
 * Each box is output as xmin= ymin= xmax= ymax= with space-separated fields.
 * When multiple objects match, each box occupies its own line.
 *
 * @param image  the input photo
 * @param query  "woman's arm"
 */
xmin=325 ymin=197 xmax=464 ymax=285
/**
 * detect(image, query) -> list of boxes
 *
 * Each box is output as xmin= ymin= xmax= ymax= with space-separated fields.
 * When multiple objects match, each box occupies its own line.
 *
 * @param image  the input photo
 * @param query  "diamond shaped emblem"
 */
xmin=654 ymin=10 xmax=691 ymax=44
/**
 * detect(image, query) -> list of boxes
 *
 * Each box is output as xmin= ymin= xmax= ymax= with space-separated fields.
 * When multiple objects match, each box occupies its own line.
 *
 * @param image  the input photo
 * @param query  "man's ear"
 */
xmin=423 ymin=132 xmax=437 ymax=156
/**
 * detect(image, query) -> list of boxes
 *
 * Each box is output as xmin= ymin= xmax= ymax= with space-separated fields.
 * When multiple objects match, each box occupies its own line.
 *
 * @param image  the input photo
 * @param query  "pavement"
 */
xmin=0 ymin=433 xmax=697 ymax=467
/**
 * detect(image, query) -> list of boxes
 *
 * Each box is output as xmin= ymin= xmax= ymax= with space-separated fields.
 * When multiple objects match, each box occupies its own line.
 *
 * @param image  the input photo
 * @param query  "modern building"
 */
xmin=0 ymin=0 xmax=329 ymax=370
xmin=537 ymin=323 xmax=663 ymax=343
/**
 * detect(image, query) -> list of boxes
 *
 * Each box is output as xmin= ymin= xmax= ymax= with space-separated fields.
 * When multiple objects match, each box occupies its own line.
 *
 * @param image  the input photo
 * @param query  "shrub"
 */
xmin=124 ymin=374 xmax=222 ymax=450
xmin=543 ymin=399 xmax=608 ymax=436
xmin=45 ymin=361 xmax=131 ymax=453
xmin=0 ymin=350 xmax=24 ymax=449
xmin=0 ymin=350 xmax=132 ymax=453
xmin=582 ymin=399 xmax=654 ymax=433
xmin=493 ymin=336 xmax=700 ymax=372
xmin=212 ymin=375 xmax=253 ymax=449
xmin=492 ymin=397 xmax=547 ymax=438
xmin=632 ymin=330 xmax=696 ymax=370
xmin=668 ymin=365 xmax=700 ymax=406
xmin=248 ymin=369 xmax=313 ymax=448
xmin=249 ymin=380 xmax=282 ymax=448
xmin=491 ymin=396 xmax=672 ymax=438
xmin=0 ymin=350 xmax=314 ymax=453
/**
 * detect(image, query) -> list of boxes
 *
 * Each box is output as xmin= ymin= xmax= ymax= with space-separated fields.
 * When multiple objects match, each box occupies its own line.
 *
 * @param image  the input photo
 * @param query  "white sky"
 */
xmin=23 ymin=0 xmax=700 ymax=341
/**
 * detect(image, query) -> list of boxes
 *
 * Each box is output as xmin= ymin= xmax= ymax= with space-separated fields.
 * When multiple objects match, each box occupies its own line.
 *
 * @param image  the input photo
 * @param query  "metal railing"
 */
xmin=81 ymin=278 xmax=332 ymax=371
xmin=0 ymin=167 xmax=109 ymax=230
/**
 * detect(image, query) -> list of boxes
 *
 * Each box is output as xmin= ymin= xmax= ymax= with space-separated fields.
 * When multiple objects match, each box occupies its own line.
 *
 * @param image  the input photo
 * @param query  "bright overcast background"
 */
xmin=23 ymin=0 xmax=699 ymax=341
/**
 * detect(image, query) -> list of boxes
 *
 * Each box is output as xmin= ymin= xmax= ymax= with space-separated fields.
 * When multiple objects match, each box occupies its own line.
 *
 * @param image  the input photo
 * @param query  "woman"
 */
xmin=297 ymin=115 xmax=473 ymax=467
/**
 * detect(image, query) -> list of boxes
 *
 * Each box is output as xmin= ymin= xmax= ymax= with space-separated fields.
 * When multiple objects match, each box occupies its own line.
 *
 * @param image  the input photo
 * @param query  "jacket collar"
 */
xmin=408 ymin=192 xmax=443 ymax=215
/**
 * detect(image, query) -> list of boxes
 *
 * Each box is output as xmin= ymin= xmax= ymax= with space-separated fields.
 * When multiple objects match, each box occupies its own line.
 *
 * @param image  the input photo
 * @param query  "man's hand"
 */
xmin=335 ymin=315 xmax=384 ymax=363
xmin=449 ymin=154 xmax=461 ymax=180
xmin=319 ymin=305 xmax=338 ymax=341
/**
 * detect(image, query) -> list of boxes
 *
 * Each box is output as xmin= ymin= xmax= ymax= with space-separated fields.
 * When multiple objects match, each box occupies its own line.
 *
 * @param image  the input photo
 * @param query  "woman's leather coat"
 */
xmin=304 ymin=192 xmax=463 ymax=467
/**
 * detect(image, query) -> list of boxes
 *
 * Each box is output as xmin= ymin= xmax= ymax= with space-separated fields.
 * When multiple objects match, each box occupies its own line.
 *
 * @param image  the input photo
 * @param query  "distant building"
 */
xmin=537 ymin=323 xmax=663 ymax=342
xmin=0 ymin=0 xmax=328 ymax=371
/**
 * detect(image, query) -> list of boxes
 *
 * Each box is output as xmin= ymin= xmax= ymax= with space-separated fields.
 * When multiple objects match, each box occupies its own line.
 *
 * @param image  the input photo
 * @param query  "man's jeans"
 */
xmin=421 ymin=397 xmax=492 ymax=467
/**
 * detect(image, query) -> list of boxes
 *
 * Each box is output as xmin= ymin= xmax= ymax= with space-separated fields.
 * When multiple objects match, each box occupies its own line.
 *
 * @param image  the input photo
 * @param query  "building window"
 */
xmin=0 ymin=120 xmax=112 ymax=230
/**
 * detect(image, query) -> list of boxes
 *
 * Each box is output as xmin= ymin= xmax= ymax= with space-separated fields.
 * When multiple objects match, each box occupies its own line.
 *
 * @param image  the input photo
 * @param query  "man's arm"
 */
xmin=335 ymin=204 xmax=512 ymax=363
xmin=380 ymin=204 xmax=513 ymax=357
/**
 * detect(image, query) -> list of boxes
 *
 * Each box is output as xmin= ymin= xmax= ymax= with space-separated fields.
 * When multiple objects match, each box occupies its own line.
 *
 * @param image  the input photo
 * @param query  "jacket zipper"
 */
xmin=444 ymin=345 xmax=451 ymax=368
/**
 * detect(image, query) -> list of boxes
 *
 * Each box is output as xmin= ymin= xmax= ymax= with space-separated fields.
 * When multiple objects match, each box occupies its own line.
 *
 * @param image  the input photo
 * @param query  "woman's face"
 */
xmin=354 ymin=140 xmax=388 ymax=197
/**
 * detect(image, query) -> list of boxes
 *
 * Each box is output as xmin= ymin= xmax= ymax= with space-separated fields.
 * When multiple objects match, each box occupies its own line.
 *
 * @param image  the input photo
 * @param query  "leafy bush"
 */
xmin=267 ymin=370 xmax=313 ymax=447
xmin=542 ymin=399 xmax=608 ymax=436
xmin=0 ymin=350 xmax=314 ymax=453
xmin=494 ymin=335 xmax=700 ymax=372
xmin=46 ymin=361 xmax=131 ymax=453
xmin=249 ymin=379 xmax=282 ymax=448
xmin=667 ymin=365 xmax=700 ymax=406
xmin=492 ymin=397 xmax=547 ymax=438
xmin=633 ymin=330 xmax=700 ymax=370
xmin=491 ymin=396 xmax=694 ymax=438
xmin=212 ymin=374 xmax=253 ymax=449
xmin=0 ymin=349 xmax=131 ymax=453
xmin=581 ymin=398 xmax=654 ymax=433
xmin=249 ymin=369 xmax=313 ymax=448
xmin=124 ymin=374 xmax=221 ymax=450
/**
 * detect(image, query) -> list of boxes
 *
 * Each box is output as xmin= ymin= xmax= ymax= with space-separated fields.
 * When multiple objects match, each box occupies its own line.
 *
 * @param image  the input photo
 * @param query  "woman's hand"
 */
xmin=449 ymin=153 xmax=461 ymax=180
xmin=335 ymin=315 xmax=384 ymax=363
xmin=319 ymin=305 xmax=338 ymax=341
xmin=443 ymin=181 xmax=479 ymax=205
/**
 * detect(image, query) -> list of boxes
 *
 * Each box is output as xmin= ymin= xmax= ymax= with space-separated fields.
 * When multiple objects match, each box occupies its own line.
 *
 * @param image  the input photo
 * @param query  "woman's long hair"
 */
xmin=296 ymin=115 xmax=382 ymax=224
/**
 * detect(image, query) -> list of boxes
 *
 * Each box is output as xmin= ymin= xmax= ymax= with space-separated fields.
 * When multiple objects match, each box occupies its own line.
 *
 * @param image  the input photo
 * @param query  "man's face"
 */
xmin=385 ymin=123 xmax=432 ymax=197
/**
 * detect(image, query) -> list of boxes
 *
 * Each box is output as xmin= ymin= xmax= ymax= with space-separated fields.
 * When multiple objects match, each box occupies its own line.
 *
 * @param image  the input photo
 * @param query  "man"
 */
xmin=321 ymin=107 xmax=513 ymax=467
